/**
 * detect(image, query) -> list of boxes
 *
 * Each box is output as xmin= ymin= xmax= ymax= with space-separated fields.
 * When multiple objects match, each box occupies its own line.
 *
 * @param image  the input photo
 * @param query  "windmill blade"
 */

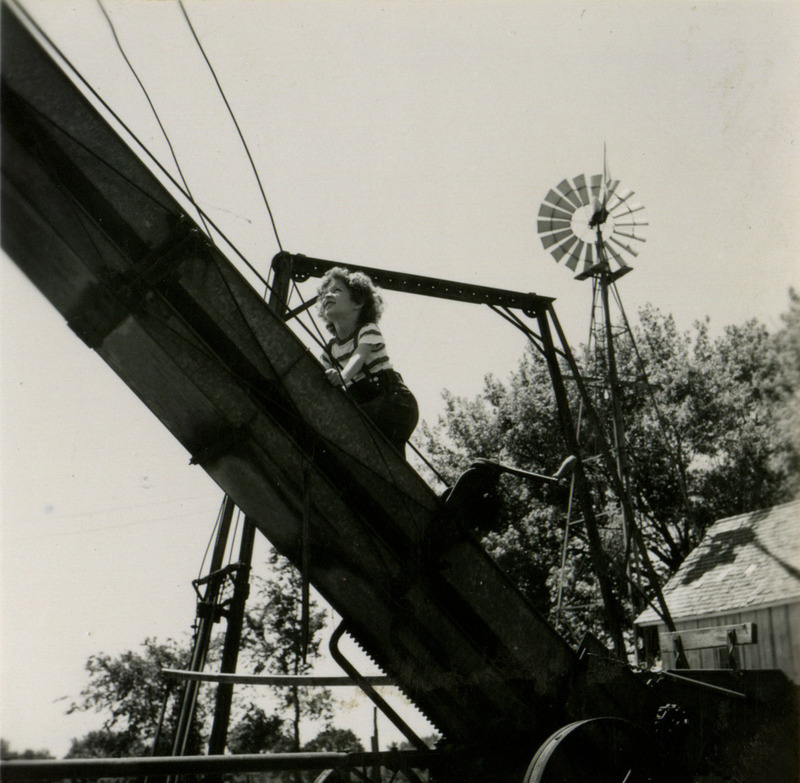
xmin=612 ymin=226 xmax=647 ymax=243
xmin=607 ymin=186 xmax=635 ymax=214
xmin=610 ymin=201 xmax=646 ymax=221
xmin=550 ymin=234 xmax=580 ymax=264
xmin=541 ymin=228 xmax=575 ymax=250
xmin=543 ymin=188 xmax=577 ymax=214
xmin=598 ymin=144 xmax=618 ymax=228
xmin=608 ymin=234 xmax=640 ymax=258
xmin=562 ymin=239 xmax=587 ymax=272
xmin=555 ymin=179 xmax=584 ymax=210
xmin=598 ymin=147 xmax=614 ymax=224
xmin=604 ymin=178 xmax=621 ymax=206
xmin=589 ymin=174 xmax=603 ymax=201
xmin=538 ymin=202 xmax=574 ymax=222
xmin=613 ymin=218 xmax=649 ymax=229
xmin=536 ymin=218 xmax=572 ymax=234
xmin=604 ymin=241 xmax=630 ymax=272
xmin=578 ymin=240 xmax=598 ymax=276
xmin=571 ymin=174 xmax=592 ymax=206
xmin=537 ymin=218 xmax=572 ymax=235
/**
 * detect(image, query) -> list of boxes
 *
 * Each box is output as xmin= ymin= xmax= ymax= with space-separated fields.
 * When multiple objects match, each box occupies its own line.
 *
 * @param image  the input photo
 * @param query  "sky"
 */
xmin=2 ymin=0 xmax=799 ymax=759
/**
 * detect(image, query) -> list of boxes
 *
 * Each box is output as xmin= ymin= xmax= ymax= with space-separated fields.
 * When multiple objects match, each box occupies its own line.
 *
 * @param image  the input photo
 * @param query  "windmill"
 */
xmin=537 ymin=154 xmax=647 ymax=279
xmin=537 ymin=153 xmax=650 ymax=648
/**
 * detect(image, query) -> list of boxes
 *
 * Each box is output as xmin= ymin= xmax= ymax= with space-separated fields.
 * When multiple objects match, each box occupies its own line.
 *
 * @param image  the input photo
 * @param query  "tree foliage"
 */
xmin=239 ymin=552 xmax=334 ymax=752
xmin=302 ymin=727 xmax=363 ymax=753
xmin=227 ymin=705 xmax=288 ymax=754
xmin=64 ymin=552 xmax=347 ymax=761
xmin=65 ymin=636 xmax=207 ymax=757
xmin=419 ymin=292 xmax=800 ymax=649
xmin=0 ymin=739 xmax=53 ymax=760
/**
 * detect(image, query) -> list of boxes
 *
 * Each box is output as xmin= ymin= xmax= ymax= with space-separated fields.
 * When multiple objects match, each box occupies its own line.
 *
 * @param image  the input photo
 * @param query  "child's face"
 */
xmin=321 ymin=280 xmax=362 ymax=323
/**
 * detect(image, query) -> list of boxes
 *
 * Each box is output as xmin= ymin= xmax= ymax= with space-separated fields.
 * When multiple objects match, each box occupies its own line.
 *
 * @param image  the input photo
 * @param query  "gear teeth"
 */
xmin=344 ymin=630 xmax=447 ymax=738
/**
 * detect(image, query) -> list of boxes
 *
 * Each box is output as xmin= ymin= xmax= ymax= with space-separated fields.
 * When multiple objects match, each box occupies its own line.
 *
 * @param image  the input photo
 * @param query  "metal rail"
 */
xmin=0 ymin=750 xmax=439 ymax=782
xmin=274 ymin=251 xmax=554 ymax=314
xmin=163 ymin=668 xmax=393 ymax=686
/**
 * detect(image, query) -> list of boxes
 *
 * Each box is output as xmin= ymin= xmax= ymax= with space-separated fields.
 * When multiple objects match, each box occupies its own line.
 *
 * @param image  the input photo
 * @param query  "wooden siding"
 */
xmin=657 ymin=602 xmax=800 ymax=682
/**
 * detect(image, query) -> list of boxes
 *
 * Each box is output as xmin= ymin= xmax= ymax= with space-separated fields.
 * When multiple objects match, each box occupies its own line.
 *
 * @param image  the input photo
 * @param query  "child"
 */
xmin=317 ymin=267 xmax=418 ymax=454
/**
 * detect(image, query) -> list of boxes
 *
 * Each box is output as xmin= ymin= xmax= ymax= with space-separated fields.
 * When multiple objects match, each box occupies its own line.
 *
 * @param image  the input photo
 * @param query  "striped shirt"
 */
xmin=321 ymin=322 xmax=392 ymax=386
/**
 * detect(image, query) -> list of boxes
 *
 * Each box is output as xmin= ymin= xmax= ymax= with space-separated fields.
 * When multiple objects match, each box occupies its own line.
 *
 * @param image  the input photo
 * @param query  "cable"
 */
xmin=406 ymin=441 xmax=448 ymax=486
xmin=13 ymin=0 xmax=447 ymax=513
xmin=8 ymin=0 xmax=274 ymax=293
xmin=226 ymin=506 xmax=243 ymax=567
xmin=553 ymin=474 xmax=578 ymax=630
xmin=488 ymin=304 xmax=572 ymax=365
xmin=285 ymin=279 xmax=451 ymax=487
xmin=95 ymin=0 xmax=212 ymax=238
xmin=27 ymin=153 xmax=424 ymax=504
xmin=198 ymin=496 xmax=227 ymax=582
xmin=289 ymin=279 xmax=332 ymax=348
xmin=178 ymin=0 xmax=283 ymax=252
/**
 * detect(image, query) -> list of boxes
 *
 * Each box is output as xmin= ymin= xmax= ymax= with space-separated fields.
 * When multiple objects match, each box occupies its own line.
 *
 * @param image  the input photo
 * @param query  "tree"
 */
xmin=0 ymin=739 xmax=53 ymax=760
xmin=771 ymin=288 xmax=800 ymax=486
xmin=66 ymin=637 xmax=210 ymax=757
xmin=302 ymin=728 xmax=363 ymax=753
xmin=417 ymin=348 xmax=608 ymax=643
xmin=63 ymin=554 xmax=357 ymax=763
xmin=419 ymin=294 xmax=800 ymax=650
xmin=622 ymin=301 xmax=799 ymax=560
xmin=227 ymin=705 xmax=289 ymax=754
xmin=65 ymin=730 xmax=148 ymax=760
xmin=239 ymin=553 xmax=334 ymax=752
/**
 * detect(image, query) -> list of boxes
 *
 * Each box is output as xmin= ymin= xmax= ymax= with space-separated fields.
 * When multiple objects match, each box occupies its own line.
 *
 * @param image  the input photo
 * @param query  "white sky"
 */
xmin=2 ymin=0 xmax=799 ymax=758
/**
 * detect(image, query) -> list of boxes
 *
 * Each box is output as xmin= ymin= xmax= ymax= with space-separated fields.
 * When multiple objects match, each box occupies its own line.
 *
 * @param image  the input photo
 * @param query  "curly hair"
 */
xmin=317 ymin=267 xmax=384 ymax=333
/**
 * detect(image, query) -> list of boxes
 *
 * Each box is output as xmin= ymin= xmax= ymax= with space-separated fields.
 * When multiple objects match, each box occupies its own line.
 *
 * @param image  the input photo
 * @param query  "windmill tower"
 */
xmin=536 ymin=155 xmax=650 ymax=646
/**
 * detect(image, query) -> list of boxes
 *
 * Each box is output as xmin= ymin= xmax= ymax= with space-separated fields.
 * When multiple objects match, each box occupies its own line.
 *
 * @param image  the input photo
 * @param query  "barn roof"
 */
xmin=636 ymin=499 xmax=800 ymax=626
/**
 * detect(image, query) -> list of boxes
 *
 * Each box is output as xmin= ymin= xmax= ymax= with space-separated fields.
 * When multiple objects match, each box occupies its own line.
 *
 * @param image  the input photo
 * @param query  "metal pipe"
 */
xmin=661 ymin=671 xmax=746 ymax=699
xmin=164 ymin=669 xmax=393 ymax=687
xmin=208 ymin=517 xmax=256 ymax=755
xmin=0 ymin=750 xmax=439 ymax=782
xmin=171 ymin=495 xmax=236 ymax=757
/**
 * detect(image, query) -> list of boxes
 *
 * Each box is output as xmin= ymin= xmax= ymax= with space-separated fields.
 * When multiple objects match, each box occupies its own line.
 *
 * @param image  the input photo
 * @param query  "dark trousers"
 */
xmin=349 ymin=371 xmax=419 ymax=454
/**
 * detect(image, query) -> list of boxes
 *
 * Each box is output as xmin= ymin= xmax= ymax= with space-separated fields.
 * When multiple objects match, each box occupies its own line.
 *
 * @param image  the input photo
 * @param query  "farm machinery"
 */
xmin=1 ymin=4 xmax=797 ymax=780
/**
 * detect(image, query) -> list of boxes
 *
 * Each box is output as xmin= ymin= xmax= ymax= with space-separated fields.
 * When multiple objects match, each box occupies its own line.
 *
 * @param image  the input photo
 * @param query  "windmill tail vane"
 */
xmin=537 ymin=169 xmax=647 ymax=280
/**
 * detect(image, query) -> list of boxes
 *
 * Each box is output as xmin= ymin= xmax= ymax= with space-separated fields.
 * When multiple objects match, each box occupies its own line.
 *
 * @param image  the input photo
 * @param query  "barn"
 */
xmin=636 ymin=499 xmax=800 ymax=681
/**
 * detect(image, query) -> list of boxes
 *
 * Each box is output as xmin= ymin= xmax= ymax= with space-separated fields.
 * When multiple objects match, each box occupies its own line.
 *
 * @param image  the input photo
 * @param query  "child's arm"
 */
xmin=325 ymin=341 xmax=372 ymax=387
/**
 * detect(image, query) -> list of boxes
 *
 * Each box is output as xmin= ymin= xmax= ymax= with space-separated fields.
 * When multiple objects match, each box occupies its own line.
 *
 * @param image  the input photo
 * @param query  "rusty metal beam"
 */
xmin=276 ymin=251 xmax=554 ymax=314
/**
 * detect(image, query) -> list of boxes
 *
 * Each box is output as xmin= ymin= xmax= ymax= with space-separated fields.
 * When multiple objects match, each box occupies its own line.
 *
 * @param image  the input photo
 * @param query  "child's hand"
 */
xmin=325 ymin=368 xmax=344 ymax=387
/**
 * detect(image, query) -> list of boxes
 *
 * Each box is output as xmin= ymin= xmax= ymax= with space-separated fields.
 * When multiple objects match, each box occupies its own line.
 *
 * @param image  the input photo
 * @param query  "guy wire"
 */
xmin=9 ymin=0 xmax=274 ymax=295
xmin=179 ymin=0 xmax=284 ymax=253
xmin=95 ymin=0 xmax=212 ymax=239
